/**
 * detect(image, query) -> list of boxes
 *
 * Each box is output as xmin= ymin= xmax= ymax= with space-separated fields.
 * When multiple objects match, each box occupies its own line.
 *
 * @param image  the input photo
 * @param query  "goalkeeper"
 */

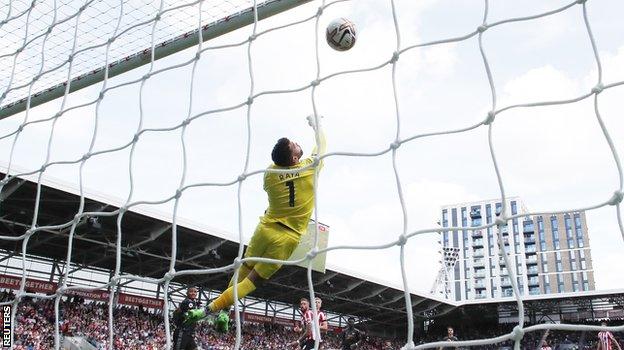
xmin=185 ymin=115 xmax=326 ymax=327
xmin=172 ymin=287 xmax=200 ymax=350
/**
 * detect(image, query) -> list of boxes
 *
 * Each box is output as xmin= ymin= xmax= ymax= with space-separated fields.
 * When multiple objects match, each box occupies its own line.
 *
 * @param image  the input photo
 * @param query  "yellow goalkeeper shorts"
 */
xmin=244 ymin=221 xmax=300 ymax=280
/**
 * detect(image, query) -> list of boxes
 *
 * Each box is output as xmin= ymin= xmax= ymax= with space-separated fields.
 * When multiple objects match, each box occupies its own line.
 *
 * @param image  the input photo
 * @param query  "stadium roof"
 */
xmin=0 ymin=164 xmax=455 ymax=331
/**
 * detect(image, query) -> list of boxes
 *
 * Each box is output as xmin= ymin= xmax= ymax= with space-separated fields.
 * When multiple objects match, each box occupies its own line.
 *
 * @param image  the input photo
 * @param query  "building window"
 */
xmin=574 ymin=213 xmax=585 ymax=248
xmin=461 ymin=208 xmax=467 ymax=227
xmin=569 ymin=251 xmax=577 ymax=270
xmin=442 ymin=210 xmax=448 ymax=227
xmin=495 ymin=202 xmax=502 ymax=216
xmin=557 ymin=274 xmax=564 ymax=293
xmin=452 ymin=209 xmax=458 ymax=248
xmin=551 ymin=216 xmax=561 ymax=250
xmin=583 ymin=282 xmax=589 ymax=291
xmin=511 ymin=201 xmax=517 ymax=215
xmin=564 ymin=215 xmax=572 ymax=230
xmin=537 ymin=217 xmax=547 ymax=251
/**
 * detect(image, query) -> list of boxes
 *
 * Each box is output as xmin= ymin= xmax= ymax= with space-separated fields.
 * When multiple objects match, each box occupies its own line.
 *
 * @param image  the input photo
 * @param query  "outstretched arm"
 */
xmin=307 ymin=115 xmax=326 ymax=158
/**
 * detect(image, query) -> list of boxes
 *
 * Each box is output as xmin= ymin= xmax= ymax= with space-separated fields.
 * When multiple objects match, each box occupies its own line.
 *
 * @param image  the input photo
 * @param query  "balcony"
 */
xmin=500 ymin=226 xmax=509 ymax=235
xmin=472 ymin=239 xmax=484 ymax=248
xmin=524 ymin=237 xmax=536 ymax=244
xmin=525 ymin=246 xmax=537 ymax=255
xmin=474 ymin=269 xmax=486 ymax=278
xmin=473 ymin=249 xmax=485 ymax=258
xmin=470 ymin=210 xmax=482 ymax=219
xmin=526 ymin=266 xmax=539 ymax=275
xmin=523 ymin=222 xmax=535 ymax=233
xmin=475 ymin=293 xmax=487 ymax=299
xmin=475 ymin=283 xmax=487 ymax=290
xmin=501 ymin=279 xmax=512 ymax=287
xmin=528 ymin=277 xmax=539 ymax=286
xmin=526 ymin=256 xmax=538 ymax=265
xmin=472 ymin=230 xmax=483 ymax=238
xmin=474 ymin=258 xmax=485 ymax=268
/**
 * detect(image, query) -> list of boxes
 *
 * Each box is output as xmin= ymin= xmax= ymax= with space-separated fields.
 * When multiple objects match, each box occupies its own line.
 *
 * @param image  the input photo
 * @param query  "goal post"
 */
xmin=0 ymin=0 xmax=313 ymax=121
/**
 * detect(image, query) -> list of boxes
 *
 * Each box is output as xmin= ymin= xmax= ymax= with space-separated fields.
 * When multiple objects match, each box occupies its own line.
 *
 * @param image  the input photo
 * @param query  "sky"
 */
xmin=0 ymin=0 xmax=623 ymax=300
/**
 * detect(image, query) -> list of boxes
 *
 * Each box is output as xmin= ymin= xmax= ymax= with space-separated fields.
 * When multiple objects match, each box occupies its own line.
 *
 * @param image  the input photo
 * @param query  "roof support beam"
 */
xmin=335 ymin=280 xmax=366 ymax=295
xmin=355 ymin=285 xmax=389 ymax=301
xmin=0 ymin=178 xmax=25 ymax=202
xmin=128 ymin=224 xmax=171 ymax=249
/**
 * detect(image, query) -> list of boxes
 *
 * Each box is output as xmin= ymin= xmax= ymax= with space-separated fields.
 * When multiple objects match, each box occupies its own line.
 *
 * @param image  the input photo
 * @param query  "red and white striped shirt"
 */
xmin=302 ymin=309 xmax=327 ymax=341
xmin=599 ymin=331 xmax=616 ymax=350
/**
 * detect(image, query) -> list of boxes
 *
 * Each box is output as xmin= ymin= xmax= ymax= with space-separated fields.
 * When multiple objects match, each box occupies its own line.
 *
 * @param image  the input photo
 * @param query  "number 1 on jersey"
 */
xmin=285 ymin=180 xmax=295 ymax=207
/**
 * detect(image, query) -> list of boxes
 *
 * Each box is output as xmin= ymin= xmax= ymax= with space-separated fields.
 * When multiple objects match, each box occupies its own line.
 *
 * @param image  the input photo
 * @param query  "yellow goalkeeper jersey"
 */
xmin=260 ymin=157 xmax=322 ymax=235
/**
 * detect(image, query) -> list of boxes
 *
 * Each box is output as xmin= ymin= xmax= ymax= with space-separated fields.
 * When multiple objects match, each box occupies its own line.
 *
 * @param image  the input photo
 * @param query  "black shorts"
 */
xmin=173 ymin=328 xmax=197 ymax=350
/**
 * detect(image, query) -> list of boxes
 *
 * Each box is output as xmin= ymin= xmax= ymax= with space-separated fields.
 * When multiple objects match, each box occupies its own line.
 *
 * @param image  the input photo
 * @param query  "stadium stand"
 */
xmin=7 ymin=290 xmax=624 ymax=349
xmin=6 ymin=291 xmax=405 ymax=349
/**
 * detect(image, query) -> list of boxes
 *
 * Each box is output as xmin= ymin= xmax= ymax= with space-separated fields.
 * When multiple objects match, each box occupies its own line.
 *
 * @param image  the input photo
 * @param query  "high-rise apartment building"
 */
xmin=439 ymin=197 xmax=595 ymax=301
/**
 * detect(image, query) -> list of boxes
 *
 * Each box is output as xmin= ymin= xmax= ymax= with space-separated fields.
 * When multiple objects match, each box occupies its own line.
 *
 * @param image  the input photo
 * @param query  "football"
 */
xmin=326 ymin=18 xmax=357 ymax=51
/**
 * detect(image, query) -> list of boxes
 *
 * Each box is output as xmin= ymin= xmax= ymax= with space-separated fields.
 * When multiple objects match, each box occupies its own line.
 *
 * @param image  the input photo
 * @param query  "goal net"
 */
xmin=0 ymin=0 xmax=623 ymax=349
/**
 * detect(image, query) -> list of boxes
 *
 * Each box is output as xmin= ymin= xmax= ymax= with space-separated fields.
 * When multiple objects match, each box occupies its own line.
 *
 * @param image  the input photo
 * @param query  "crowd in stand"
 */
xmin=2 ymin=291 xmax=401 ymax=349
xmin=2 ymin=290 xmax=622 ymax=350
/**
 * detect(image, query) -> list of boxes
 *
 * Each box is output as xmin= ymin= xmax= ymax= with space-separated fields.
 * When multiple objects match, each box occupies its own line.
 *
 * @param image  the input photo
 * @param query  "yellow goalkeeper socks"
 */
xmin=227 ymin=264 xmax=251 ymax=288
xmin=209 ymin=277 xmax=257 ymax=313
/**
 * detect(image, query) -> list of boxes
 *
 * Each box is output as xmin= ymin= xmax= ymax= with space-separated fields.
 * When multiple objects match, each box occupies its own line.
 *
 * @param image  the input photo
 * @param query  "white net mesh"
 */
xmin=0 ymin=0 xmax=623 ymax=349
